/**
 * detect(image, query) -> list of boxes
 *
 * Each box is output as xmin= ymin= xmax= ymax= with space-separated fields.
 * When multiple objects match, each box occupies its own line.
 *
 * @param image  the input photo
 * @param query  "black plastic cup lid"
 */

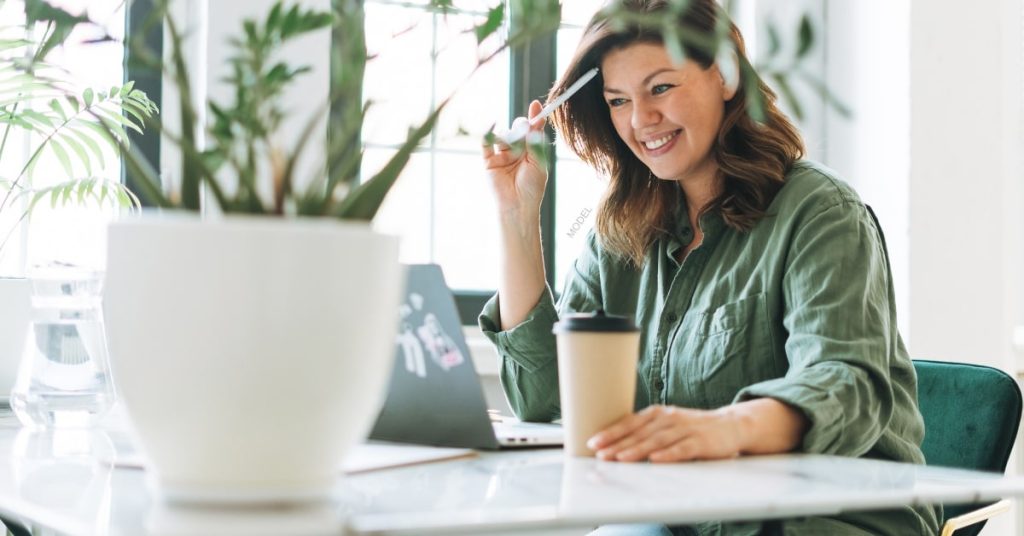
xmin=552 ymin=309 xmax=638 ymax=333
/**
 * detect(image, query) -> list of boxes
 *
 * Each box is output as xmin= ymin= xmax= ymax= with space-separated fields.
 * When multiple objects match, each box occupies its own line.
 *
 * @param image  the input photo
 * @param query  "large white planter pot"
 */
xmin=104 ymin=216 xmax=402 ymax=503
xmin=0 ymin=278 xmax=31 ymax=402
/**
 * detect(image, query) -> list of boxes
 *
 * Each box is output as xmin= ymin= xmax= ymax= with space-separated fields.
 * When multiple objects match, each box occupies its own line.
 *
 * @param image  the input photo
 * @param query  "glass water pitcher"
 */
xmin=10 ymin=265 xmax=116 ymax=428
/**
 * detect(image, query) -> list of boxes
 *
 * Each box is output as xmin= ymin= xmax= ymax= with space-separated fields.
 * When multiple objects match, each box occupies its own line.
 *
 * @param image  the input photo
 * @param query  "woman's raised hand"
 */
xmin=482 ymin=100 xmax=548 ymax=217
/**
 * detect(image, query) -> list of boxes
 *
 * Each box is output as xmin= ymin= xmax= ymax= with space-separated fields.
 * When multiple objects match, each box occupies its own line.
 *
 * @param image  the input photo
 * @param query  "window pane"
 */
xmin=434 ymin=14 xmax=509 ymax=152
xmin=434 ymin=153 xmax=500 ymax=291
xmin=554 ymin=159 xmax=605 ymax=289
xmin=0 ymin=0 xmax=127 ymax=274
xmin=554 ymin=10 xmax=605 ymax=292
xmin=362 ymin=1 xmax=509 ymax=292
xmin=366 ymin=149 xmax=433 ymax=265
xmin=364 ymin=5 xmax=434 ymax=146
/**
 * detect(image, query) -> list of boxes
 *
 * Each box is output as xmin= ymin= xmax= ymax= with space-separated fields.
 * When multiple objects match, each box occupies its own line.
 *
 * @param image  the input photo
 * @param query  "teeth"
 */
xmin=644 ymin=132 xmax=677 ymax=150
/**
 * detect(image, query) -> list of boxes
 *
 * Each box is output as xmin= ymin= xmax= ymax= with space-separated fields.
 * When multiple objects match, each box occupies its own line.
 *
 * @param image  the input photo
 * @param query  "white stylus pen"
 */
xmin=501 ymin=67 xmax=600 ymax=144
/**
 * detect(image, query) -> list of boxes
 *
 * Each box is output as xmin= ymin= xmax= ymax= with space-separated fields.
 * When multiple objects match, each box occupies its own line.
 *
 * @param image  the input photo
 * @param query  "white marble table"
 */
xmin=1 ymin=411 xmax=1023 ymax=536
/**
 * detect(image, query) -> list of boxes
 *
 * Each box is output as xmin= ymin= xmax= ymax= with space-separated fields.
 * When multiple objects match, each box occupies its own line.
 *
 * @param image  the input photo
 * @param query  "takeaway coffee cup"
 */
xmin=552 ymin=310 xmax=640 ymax=457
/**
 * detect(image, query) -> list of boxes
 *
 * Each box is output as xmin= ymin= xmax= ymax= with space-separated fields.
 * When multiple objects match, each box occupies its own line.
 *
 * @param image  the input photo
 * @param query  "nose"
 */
xmin=631 ymin=97 xmax=661 ymax=130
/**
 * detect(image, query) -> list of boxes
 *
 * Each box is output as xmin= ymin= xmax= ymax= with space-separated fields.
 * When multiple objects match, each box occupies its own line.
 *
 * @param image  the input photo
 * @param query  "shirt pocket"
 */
xmin=689 ymin=293 xmax=773 ymax=407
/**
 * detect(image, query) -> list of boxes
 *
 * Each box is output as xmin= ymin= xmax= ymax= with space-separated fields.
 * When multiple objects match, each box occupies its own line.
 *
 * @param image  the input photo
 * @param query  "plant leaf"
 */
xmin=740 ymin=61 xmax=766 ymax=123
xmin=23 ymin=0 xmax=92 ymax=60
xmin=67 ymin=125 xmax=107 ymax=169
xmin=663 ymin=27 xmax=686 ymax=66
xmin=20 ymin=109 xmax=55 ymax=129
xmin=766 ymin=23 xmax=781 ymax=58
xmin=771 ymin=73 xmax=803 ymax=121
xmin=334 ymin=100 xmax=448 ymax=220
xmin=93 ymin=107 xmax=142 ymax=134
xmin=25 ymin=149 xmax=41 ymax=183
xmin=796 ymin=14 xmax=814 ymax=59
xmin=78 ymin=118 xmax=122 ymax=144
xmin=0 ymin=38 xmax=32 ymax=52
xmin=58 ymin=131 xmax=93 ymax=176
xmin=475 ymin=3 xmax=505 ymax=44
xmin=47 ymin=136 xmax=74 ymax=177
xmin=49 ymin=98 xmax=67 ymax=121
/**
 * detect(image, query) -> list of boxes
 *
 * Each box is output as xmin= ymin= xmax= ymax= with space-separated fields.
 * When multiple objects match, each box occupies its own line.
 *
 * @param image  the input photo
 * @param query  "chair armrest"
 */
xmin=940 ymin=499 xmax=1012 ymax=536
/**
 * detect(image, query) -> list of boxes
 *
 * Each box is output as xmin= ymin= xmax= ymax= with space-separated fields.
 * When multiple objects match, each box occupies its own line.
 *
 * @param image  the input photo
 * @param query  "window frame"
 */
xmin=123 ymin=0 xmax=163 ymax=201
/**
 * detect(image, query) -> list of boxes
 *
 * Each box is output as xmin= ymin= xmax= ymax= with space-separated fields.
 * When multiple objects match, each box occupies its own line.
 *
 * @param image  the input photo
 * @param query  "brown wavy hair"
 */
xmin=550 ymin=0 xmax=804 ymax=268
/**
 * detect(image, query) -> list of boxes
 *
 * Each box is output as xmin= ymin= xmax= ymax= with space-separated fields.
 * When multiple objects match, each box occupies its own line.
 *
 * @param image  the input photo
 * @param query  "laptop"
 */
xmin=369 ymin=264 xmax=562 ymax=450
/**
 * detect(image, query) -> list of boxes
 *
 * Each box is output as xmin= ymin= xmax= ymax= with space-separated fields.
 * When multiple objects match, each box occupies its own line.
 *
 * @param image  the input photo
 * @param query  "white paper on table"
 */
xmin=108 ymin=442 xmax=477 ymax=475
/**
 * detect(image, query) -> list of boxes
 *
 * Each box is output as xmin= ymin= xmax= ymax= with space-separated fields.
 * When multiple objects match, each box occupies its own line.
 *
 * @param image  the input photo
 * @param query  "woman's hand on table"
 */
xmin=587 ymin=398 xmax=809 ymax=463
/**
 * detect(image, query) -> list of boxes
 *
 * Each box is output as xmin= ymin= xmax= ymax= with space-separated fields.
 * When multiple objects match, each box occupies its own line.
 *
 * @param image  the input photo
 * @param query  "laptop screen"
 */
xmin=368 ymin=264 xmax=499 ymax=449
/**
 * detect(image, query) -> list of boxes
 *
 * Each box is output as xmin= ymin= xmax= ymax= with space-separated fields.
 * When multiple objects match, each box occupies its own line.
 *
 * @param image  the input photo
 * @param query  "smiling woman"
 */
xmin=551 ymin=2 xmax=803 ymax=269
xmin=477 ymin=0 xmax=941 ymax=534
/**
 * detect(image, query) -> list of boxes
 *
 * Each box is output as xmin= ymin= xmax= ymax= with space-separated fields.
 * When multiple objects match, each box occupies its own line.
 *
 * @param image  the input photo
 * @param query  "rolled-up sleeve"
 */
xmin=479 ymin=288 xmax=561 ymax=421
xmin=479 ymin=231 xmax=604 ymax=422
xmin=735 ymin=201 xmax=896 ymax=455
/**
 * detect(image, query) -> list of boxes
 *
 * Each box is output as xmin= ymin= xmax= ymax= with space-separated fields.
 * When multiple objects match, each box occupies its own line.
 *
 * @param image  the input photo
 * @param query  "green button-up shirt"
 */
xmin=479 ymin=161 xmax=940 ymax=535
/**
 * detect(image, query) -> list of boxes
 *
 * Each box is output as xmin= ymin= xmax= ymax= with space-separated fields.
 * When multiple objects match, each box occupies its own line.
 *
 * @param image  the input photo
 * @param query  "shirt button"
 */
xmin=654 ymin=378 xmax=665 ymax=391
xmin=666 ymin=313 xmax=678 ymax=323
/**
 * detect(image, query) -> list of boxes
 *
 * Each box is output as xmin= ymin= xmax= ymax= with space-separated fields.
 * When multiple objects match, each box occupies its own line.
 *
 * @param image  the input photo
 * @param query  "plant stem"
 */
xmin=163 ymin=5 xmax=202 ymax=210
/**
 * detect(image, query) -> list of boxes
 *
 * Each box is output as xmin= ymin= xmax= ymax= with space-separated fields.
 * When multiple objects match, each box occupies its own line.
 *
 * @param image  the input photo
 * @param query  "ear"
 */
xmin=716 ymin=47 xmax=740 ymax=101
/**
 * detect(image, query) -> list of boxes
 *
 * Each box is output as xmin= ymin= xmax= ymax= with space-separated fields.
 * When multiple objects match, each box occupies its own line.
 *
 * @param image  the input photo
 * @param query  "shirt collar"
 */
xmin=665 ymin=201 xmax=725 ymax=260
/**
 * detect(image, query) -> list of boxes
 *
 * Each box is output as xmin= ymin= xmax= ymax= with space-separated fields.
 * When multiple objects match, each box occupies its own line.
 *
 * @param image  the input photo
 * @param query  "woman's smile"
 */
xmin=640 ymin=129 xmax=682 ymax=155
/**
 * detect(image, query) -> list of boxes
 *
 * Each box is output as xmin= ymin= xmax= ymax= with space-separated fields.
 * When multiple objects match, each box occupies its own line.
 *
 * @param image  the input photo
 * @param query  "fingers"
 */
xmin=648 ymin=437 xmax=703 ymax=463
xmin=527 ymin=99 xmax=545 ymax=131
xmin=589 ymin=406 xmax=743 ymax=463
xmin=587 ymin=406 xmax=661 ymax=451
xmin=481 ymin=136 xmax=518 ymax=169
xmin=593 ymin=411 xmax=668 ymax=459
xmin=602 ymin=428 xmax=683 ymax=462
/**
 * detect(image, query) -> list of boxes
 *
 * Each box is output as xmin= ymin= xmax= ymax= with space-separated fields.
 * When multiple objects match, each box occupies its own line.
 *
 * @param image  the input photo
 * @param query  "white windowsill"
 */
xmin=463 ymin=326 xmax=500 ymax=377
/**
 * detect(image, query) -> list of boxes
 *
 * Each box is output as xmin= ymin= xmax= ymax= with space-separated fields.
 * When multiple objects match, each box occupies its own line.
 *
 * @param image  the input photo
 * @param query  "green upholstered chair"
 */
xmin=914 ymin=359 xmax=1023 ymax=536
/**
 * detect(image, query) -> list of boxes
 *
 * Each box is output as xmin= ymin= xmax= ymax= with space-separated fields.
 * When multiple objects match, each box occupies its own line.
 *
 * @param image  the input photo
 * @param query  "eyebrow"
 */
xmin=603 ymin=68 xmax=676 ymax=94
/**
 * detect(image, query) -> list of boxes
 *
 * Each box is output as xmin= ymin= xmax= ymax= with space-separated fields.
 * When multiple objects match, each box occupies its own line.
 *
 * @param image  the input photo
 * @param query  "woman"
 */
xmin=479 ymin=1 xmax=939 ymax=534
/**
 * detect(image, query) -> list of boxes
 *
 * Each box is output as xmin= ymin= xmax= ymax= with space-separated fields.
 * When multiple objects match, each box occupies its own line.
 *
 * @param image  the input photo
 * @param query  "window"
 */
xmin=553 ymin=1 xmax=607 ymax=293
xmin=364 ymin=1 xmax=613 ymax=322
xmin=0 ymin=0 xmax=127 ymax=276
xmin=363 ymin=1 xmax=510 ymax=295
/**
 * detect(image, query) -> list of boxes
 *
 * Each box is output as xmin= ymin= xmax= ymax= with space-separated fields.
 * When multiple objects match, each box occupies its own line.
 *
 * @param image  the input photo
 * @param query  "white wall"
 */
xmin=910 ymin=1 xmax=1023 ymax=534
xmin=822 ymin=0 xmax=912 ymax=341
xmin=750 ymin=1 xmax=913 ymax=339
xmin=909 ymin=0 xmax=1023 ymax=370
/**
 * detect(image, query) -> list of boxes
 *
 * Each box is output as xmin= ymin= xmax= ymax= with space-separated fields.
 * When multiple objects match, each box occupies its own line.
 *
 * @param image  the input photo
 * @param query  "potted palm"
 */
xmin=24 ymin=0 xmax=830 ymax=503
xmin=0 ymin=5 xmax=156 ymax=404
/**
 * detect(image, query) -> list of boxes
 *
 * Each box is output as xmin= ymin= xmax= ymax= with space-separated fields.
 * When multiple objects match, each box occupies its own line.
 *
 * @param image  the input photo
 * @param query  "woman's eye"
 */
xmin=607 ymin=98 xmax=627 ymax=107
xmin=652 ymin=84 xmax=674 ymax=95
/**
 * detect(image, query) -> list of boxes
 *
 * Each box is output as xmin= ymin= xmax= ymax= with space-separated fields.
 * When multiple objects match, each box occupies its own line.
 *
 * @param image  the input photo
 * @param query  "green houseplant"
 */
xmin=0 ymin=2 xmax=156 ymax=409
xmin=18 ymin=0 xmax=831 ymax=503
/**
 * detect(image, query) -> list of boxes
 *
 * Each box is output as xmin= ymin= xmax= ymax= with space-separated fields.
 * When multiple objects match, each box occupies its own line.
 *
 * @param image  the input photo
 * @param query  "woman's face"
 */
xmin=601 ymin=42 xmax=734 ymax=183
